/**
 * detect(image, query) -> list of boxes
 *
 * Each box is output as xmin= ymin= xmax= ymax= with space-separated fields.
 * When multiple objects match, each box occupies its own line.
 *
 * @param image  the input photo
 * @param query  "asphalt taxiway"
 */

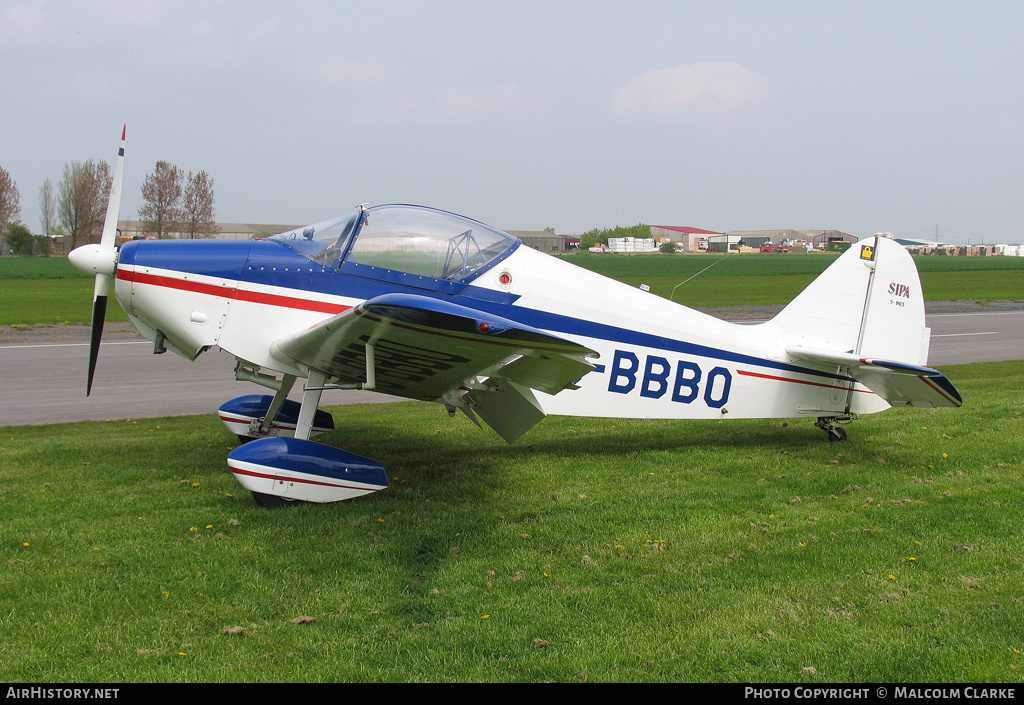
xmin=2 ymin=302 xmax=1021 ymax=427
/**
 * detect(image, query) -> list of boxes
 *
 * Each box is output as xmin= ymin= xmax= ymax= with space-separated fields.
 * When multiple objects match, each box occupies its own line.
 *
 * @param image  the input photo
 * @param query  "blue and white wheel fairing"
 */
xmin=228 ymin=437 xmax=388 ymax=504
xmin=219 ymin=394 xmax=335 ymax=441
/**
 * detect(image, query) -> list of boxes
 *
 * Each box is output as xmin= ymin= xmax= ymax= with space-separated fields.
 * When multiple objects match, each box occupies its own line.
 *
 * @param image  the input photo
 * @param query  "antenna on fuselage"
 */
xmin=668 ymin=254 xmax=728 ymax=303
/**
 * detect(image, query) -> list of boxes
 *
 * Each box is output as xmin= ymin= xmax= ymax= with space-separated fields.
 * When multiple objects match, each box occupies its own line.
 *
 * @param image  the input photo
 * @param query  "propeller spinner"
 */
xmin=68 ymin=124 xmax=126 ymax=395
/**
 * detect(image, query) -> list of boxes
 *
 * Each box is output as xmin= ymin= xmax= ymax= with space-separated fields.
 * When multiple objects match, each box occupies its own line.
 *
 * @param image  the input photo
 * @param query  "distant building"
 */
xmin=727 ymin=229 xmax=857 ymax=250
xmin=650 ymin=225 xmax=723 ymax=252
xmin=116 ymin=220 xmax=301 ymax=241
xmin=800 ymin=230 xmax=858 ymax=250
xmin=503 ymin=230 xmax=567 ymax=252
xmin=727 ymin=229 xmax=802 ymax=248
xmin=706 ymin=233 xmax=744 ymax=253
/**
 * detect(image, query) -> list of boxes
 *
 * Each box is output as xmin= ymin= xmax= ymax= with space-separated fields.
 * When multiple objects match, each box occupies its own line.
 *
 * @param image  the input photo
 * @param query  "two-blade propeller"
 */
xmin=67 ymin=125 xmax=126 ymax=395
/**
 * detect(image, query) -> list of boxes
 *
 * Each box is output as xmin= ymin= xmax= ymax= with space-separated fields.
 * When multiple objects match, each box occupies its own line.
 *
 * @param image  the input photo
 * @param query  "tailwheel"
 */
xmin=815 ymin=416 xmax=851 ymax=443
xmin=251 ymin=492 xmax=309 ymax=509
xmin=827 ymin=427 xmax=848 ymax=443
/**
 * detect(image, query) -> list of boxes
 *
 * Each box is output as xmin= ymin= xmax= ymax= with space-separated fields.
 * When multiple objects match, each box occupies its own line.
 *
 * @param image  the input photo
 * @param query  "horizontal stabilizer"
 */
xmin=786 ymin=345 xmax=962 ymax=408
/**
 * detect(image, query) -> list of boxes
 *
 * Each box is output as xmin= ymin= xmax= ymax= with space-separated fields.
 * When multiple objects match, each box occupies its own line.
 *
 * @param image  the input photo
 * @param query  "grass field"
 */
xmin=2 ymin=361 xmax=1022 ymax=682
xmin=561 ymin=251 xmax=1024 ymax=307
xmin=2 ymin=252 xmax=1022 ymax=682
xmin=0 ymin=257 xmax=127 ymax=326
xmin=2 ymin=252 xmax=1023 ymax=325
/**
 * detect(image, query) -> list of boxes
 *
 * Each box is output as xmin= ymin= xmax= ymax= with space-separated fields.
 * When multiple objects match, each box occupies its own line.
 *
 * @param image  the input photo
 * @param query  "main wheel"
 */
xmin=252 ymin=491 xmax=308 ymax=509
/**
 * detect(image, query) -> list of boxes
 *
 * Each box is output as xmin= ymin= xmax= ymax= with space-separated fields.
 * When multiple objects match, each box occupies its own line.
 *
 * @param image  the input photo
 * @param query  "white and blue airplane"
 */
xmin=70 ymin=127 xmax=961 ymax=507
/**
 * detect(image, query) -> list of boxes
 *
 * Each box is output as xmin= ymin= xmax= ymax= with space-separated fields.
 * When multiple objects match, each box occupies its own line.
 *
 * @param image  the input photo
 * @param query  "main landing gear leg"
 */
xmin=238 ymin=374 xmax=296 ymax=443
xmin=815 ymin=416 xmax=849 ymax=443
xmin=260 ymin=374 xmax=296 ymax=435
xmin=250 ymin=370 xmax=326 ymax=509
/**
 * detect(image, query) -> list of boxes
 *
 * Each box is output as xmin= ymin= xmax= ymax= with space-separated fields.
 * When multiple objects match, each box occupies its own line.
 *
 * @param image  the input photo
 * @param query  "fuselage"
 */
xmin=112 ymin=207 xmax=888 ymax=423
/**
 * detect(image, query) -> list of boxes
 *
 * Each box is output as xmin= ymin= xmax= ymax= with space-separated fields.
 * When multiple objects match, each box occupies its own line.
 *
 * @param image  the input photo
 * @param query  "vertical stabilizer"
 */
xmin=767 ymin=237 xmax=930 ymax=366
xmin=853 ymin=238 xmax=930 ymax=365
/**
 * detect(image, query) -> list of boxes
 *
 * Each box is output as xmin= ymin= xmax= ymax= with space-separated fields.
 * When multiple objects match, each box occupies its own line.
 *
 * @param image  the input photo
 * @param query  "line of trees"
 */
xmin=1 ymin=157 xmax=219 ymax=257
xmin=138 ymin=161 xmax=218 ymax=239
xmin=2 ymin=164 xmax=52 ymax=256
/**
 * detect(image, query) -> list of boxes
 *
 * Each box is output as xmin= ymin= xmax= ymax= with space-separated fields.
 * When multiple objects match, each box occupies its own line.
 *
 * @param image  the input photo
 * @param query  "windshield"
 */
xmin=347 ymin=205 xmax=517 ymax=281
xmin=270 ymin=213 xmax=358 ymax=267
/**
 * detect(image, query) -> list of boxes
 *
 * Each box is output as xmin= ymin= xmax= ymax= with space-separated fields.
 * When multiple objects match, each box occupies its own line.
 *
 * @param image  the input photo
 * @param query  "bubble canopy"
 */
xmin=271 ymin=205 xmax=518 ymax=282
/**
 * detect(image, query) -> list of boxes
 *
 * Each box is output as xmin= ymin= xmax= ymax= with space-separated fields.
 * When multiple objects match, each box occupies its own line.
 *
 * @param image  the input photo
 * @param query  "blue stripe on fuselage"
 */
xmin=451 ymin=298 xmax=853 ymax=383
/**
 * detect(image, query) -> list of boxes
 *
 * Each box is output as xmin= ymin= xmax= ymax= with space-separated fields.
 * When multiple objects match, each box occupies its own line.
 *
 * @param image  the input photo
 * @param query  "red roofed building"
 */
xmin=649 ymin=225 xmax=724 ymax=252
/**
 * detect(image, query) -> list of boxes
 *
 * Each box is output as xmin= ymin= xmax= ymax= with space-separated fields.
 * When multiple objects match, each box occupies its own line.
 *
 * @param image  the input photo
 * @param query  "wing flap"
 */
xmin=786 ymin=345 xmax=962 ymax=408
xmin=465 ymin=381 xmax=547 ymax=443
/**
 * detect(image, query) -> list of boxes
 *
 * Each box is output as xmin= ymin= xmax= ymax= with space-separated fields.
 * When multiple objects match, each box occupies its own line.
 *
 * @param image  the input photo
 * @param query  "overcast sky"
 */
xmin=2 ymin=0 xmax=1022 ymax=243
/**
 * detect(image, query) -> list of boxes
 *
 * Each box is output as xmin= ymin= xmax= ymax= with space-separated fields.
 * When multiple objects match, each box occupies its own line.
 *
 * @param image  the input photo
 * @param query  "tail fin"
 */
xmin=769 ymin=238 xmax=928 ymax=363
xmin=767 ymin=238 xmax=961 ymax=408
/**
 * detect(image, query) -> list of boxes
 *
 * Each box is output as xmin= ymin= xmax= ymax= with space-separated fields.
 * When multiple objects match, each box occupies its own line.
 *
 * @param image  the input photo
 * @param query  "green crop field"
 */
xmin=0 ymin=257 xmax=128 ymax=325
xmin=560 ymin=251 xmax=1024 ymax=307
xmin=1 ymin=361 xmax=1022 ymax=682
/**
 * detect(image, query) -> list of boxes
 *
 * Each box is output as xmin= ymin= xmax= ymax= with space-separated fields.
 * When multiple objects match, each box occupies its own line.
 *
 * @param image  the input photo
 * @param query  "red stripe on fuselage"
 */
xmin=737 ymin=369 xmax=872 ymax=393
xmin=118 ymin=269 xmax=351 ymax=315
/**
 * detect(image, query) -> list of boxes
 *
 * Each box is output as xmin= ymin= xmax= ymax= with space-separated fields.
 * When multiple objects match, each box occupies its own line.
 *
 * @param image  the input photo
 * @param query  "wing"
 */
xmin=270 ymin=293 xmax=598 ymax=441
xmin=786 ymin=345 xmax=962 ymax=408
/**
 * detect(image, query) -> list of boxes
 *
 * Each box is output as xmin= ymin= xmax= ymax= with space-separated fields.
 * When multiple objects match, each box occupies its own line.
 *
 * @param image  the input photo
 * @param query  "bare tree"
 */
xmin=0 ymin=164 xmax=20 ymax=229
xmin=58 ymin=160 xmax=111 ymax=250
xmin=38 ymin=178 xmax=57 ymax=236
xmin=139 ymin=161 xmax=184 ymax=238
xmin=181 ymin=170 xmax=219 ymax=239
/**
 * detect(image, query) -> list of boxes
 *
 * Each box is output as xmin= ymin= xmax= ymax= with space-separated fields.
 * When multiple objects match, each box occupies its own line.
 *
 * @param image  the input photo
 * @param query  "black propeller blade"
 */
xmin=87 ymin=294 xmax=108 ymax=396
xmin=68 ymin=125 xmax=126 ymax=396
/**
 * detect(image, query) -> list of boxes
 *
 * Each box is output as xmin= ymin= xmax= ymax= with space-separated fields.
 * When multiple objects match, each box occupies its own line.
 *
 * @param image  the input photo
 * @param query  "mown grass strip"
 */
xmin=563 ymin=252 xmax=1024 ymax=306
xmin=1 ymin=361 xmax=1021 ymax=682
